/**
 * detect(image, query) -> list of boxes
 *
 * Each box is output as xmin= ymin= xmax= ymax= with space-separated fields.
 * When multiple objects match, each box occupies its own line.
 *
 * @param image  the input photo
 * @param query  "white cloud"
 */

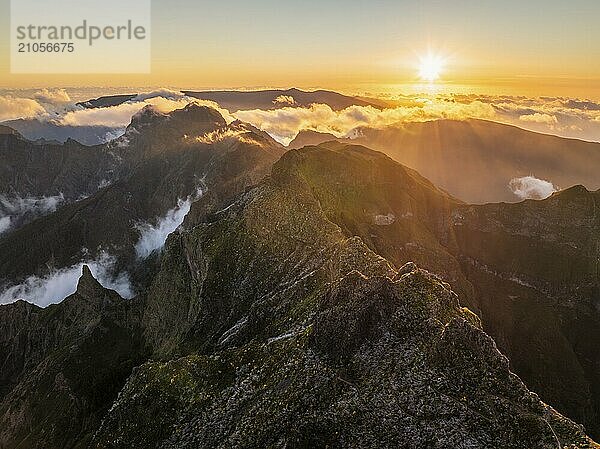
xmin=273 ymin=95 xmax=296 ymax=105
xmin=0 ymin=96 xmax=46 ymax=122
xmin=0 ymin=88 xmax=235 ymax=133
xmin=33 ymin=88 xmax=72 ymax=105
xmin=59 ymin=96 xmax=234 ymax=129
xmin=0 ymin=216 xmax=11 ymax=234
xmin=234 ymin=100 xmax=496 ymax=145
xmin=0 ymin=252 xmax=134 ymax=307
xmin=0 ymin=193 xmax=64 ymax=234
xmin=135 ymin=187 xmax=203 ymax=259
xmin=509 ymin=176 xmax=558 ymax=200
xmin=519 ymin=113 xmax=558 ymax=125
xmin=133 ymin=88 xmax=186 ymax=102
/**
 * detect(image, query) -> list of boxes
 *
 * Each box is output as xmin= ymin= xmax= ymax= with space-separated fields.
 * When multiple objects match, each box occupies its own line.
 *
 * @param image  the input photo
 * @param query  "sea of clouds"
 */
xmin=2 ymin=88 xmax=600 ymax=146
xmin=235 ymin=94 xmax=600 ymax=145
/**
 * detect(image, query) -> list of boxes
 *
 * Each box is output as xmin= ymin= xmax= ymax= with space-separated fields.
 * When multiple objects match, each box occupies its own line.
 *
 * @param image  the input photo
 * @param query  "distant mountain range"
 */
xmin=74 ymin=88 xmax=377 ymax=112
xmin=182 ymin=87 xmax=377 ymax=111
xmin=0 ymin=104 xmax=599 ymax=448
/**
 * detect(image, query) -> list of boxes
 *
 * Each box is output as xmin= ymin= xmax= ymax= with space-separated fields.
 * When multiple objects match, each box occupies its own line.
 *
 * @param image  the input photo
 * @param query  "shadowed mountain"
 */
xmin=0 ymin=266 xmax=146 ymax=449
xmin=450 ymin=185 xmax=600 ymax=434
xmin=288 ymin=119 xmax=600 ymax=203
xmin=0 ymin=127 xmax=121 ymax=201
xmin=0 ymin=126 xmax=125 ymax=234
xmin=288 ymin=129 xmax=340 ymax=149
xmin=0 ymin=126 xmax=20 ymax=136
xmin=76 ymin=94 xmax=138 ymax=109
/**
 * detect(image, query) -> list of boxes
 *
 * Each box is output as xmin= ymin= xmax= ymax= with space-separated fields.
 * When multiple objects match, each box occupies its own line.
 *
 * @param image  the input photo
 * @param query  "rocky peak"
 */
xmin=127 ymin=105 xmax=168 ymax=132
xmin=170 ymin=102 xmax=226 ymax=126
xmin=125 ymin=104 xmax=228 ymax=148
xmin=75 ymin=265 xmax=105 ymax=299
xmin=552 ymin=184 xmax=593 ymax=201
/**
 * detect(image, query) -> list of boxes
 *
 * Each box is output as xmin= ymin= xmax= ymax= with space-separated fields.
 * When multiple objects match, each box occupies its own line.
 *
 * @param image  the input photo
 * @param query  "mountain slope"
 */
xmin=3 ymin=119 xmax=120 ymax=145
xmin=77 ymin=94 xmax=138 ymax=109
xmin=451 ymin=186 xmax=600 ymax=433
xmin=289 ymin=119 xmax=600 ymax=203
xmin=0 ymin=128 xmax=122 ymax=211
xmin=73 ymin=88 xmax=377 ymax=114
xmin=288 ymin=129 xmax=340 ymax=149
xmin=181 ymin=88 xmax=376 ymax=112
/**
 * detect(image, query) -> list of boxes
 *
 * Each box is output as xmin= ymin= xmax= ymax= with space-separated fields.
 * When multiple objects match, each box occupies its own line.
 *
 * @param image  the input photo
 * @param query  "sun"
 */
xmin=418 ymin=54 xmax=445 ymax=82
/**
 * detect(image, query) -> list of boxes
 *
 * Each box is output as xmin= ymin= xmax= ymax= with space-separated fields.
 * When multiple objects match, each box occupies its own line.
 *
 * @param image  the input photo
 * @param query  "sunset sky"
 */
xmin=0 ymin=0 xmax=599 ymax=98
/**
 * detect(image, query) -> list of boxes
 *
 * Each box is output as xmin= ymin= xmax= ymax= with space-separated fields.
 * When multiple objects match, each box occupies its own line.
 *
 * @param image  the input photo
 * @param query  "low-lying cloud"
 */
xmin=234 ymin=100 xmax=496 ymax=145
xmin=509 ymin=176 xmax=558 ymax=200
xmin=0 ymin=95 xmax=46 ymax=122
xmin=0 ymin=193 xmax=64 ymax=234
xmin=273 ymin=95 xmax=296 ymax=106
xmin=0 ymin=252 xmax=134 ymax=307
xmin=233 ymin=94 xmax=600 ymax=145
xmin=0 ymin=88 xmax=76 ymax=122
xmin=519 ymin=113 xmax=558 ymax=125
xmin=0 ymin=187 xmax=205 ymax=306
xmin=60 ymin=96 xmax=234 ymax=130
xmin=135 ymin=187 xmax=203 ymax=259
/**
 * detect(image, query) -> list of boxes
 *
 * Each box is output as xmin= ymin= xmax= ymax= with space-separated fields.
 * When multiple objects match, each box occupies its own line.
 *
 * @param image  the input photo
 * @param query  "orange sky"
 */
xmin=0 ymin=0 xmax=599 ymax=99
